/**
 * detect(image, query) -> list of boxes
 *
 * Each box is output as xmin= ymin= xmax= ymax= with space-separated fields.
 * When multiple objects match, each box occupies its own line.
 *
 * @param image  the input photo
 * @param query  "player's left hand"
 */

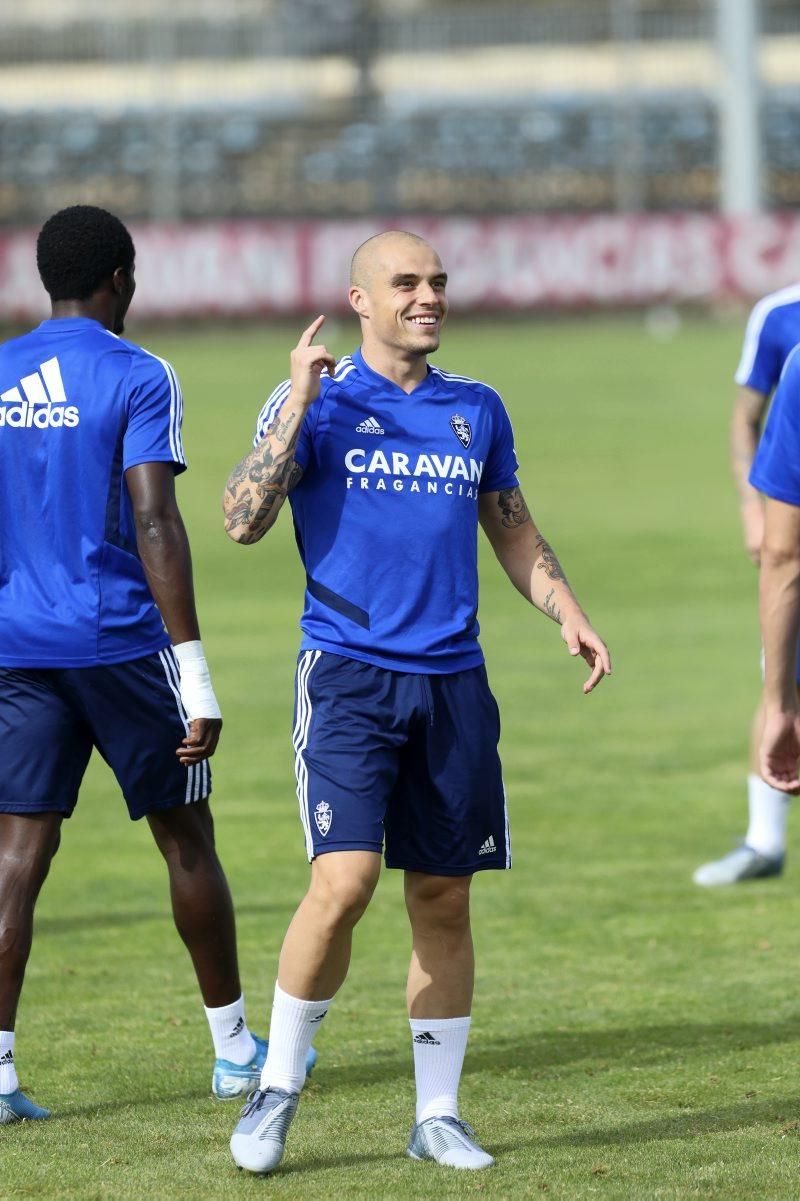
xmin=177 ymin=717 xmax=222 ymax=764
xmin=760 ymin=707 xmax=800 ymax=793
xmin=561 ymin=619 xmax=612 ymax=694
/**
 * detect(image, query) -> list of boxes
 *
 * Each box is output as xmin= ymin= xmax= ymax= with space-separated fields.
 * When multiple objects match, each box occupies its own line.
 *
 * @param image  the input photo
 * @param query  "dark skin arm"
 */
xmin=125 ymin=462 xmax=221 ymax=764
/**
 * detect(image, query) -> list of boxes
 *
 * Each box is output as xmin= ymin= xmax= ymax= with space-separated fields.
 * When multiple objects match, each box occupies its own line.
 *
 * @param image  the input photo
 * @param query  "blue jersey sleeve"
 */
xmin=735 ymin=304 xmax=784 ymax=395
xmin=123 ymin=353 xmax=186 ymax=473
xmin=479 ymin=390 xmax=520 ymax=493
xmin=253 ymin=378 xmax=316 ymax=471
xmin=750 ymin=346 xmax=800 ymax=505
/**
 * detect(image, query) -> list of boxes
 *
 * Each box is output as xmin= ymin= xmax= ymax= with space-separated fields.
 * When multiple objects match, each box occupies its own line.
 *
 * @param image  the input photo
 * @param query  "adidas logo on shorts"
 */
xmin=478 ymin=835 xmax=496 ymax=856
xmin=355 ymin=416 xmax=385 ymax=435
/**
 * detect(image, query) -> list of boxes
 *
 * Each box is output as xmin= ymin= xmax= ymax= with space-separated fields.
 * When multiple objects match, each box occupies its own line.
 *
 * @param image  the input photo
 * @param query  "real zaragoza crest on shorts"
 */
xmin=314 ymin=800 xmax=332 ymax=836
xmin=450 ymin=414 xmax=472 ymax=448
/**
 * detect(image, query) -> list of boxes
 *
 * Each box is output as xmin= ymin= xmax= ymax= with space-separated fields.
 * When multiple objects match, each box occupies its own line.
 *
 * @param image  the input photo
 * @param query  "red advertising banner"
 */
xmin=3 ymin=214 xmax=800 ymax=320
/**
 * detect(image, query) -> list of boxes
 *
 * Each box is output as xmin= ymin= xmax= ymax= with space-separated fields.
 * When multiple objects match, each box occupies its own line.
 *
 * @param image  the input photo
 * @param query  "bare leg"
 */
xmin=749 ymin=697 xmax=766 ymax=774
xmin=277 ymin=851 xmax=381 ymax=999
xmin=147 ymin=799 xmax=241 ymax=1008
xmin=404 ymin=872 xmax=473 ymax=1018
xmin=0 ymin=813 xmax=63 ymax=1030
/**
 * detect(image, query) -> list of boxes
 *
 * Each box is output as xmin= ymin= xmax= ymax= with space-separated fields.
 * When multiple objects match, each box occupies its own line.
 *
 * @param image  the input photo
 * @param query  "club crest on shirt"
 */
xmin=450 ymin=414 xmax=472 ymax=448
xmin=314 ymin=800 xmax=332 ymax=837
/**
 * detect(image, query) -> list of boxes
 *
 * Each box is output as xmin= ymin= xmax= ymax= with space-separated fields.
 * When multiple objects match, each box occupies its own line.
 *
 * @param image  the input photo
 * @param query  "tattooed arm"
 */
xmin=223 ymin=316 xmax=335 ymax=544
xmin=223 ymin=409 xmax=306 ymax=544
xmin=479 ymin=486 xmax=611 ymax=693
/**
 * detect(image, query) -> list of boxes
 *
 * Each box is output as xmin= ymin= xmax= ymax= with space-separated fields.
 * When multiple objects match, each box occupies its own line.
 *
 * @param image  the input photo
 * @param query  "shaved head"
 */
xmin=350 ymin=230 xmax=435 ymax=289
xmin=348 ymin=231 xmax=448 ymax=373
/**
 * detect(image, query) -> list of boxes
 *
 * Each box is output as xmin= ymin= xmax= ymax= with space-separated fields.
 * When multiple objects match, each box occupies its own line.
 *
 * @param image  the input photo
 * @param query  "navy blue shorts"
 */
xmin=293 ymin=650 xmax=510 ymax=875
xmin=0 ymin=649 xmax=211 ymax=821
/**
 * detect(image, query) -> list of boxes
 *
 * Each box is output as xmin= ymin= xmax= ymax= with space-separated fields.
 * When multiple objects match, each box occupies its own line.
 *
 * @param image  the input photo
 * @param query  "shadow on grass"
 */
xmin=59 ymin=1087 xmax=211 ymax=1117
xmin=317 ymin=1017 xmax=800 ymax=1088
xmin=277 ymin=1148 xmax=406 ymax=1174
xmin=35 ymin=900 xmax=284 ymax=935
xmin=539 ymin=1093 xmax=800 ymax=1147
xmin=465 ymin=1018 xmax=800 ymax=1073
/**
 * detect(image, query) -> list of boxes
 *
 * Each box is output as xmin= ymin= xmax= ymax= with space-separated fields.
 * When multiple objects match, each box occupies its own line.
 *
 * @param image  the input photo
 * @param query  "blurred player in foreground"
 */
xmin=223 ymin=231 xmax=611 ymax=1174
xmin=752 ymin=345 xmax=800 ymax=795
xmin=0 ymin=206 xmax=273 ymax=1122
xmin=694 ymin=285 xmax=800 ymax=886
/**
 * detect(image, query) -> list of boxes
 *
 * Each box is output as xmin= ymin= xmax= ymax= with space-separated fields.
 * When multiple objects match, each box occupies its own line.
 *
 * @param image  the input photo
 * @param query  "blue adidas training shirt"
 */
xmin=254 ymin=347 xmax=519 ymax=674
xmin=735 ymin=284 xmax=800 ymax=396
xmin=0 ymin=317 xmax=185 ymax=667
xmin=751 ymin=345 xmax=800 ymax=506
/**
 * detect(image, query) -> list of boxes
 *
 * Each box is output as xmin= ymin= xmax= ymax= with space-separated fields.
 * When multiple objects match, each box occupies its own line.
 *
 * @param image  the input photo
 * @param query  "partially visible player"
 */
xmin=694 ymin=284 xmax=800 ymax=886
xmin=223 ymin=231 xmax=611 ymax=1174
xmin=0 ymin=206 xmax=286 ymax=1122
xmin=753 ymin=346 xmax=800 ymax=795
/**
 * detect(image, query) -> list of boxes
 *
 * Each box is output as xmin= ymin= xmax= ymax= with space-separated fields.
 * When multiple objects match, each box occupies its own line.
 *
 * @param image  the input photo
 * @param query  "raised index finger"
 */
xmin=298 ymin=314 xmax=326 ymax=348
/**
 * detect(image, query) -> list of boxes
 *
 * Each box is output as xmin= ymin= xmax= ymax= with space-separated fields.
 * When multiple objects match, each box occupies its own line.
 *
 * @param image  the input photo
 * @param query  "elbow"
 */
xmin=224 ymin=521 xmax=267 ymax=545
xmin=222 ymin=487 xmax=281 ymax=544
xmin=222 ymin=502 xmax=273 ymax=545
xmin=134 ymin=508 xmax=179 ymax=543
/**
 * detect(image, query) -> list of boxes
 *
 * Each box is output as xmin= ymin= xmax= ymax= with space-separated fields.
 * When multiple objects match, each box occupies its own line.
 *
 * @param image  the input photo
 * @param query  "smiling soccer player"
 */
xmin=224 ymin=231 xmax=611 ymax=1174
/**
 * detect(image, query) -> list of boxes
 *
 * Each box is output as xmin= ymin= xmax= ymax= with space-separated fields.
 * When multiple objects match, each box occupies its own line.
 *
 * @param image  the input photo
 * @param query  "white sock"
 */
xmin=746 ymin=773 xmax=790 ymax=857
xmin=410 ymin=1016 xmax=471 ymax=1124
xmin=0 ymin=1031 xmax=18 ymax=1094
xmin=204 ymin=994 xmax=256 ymax=1066
xmin=261 ymin=983 xmax=332 ymax=1093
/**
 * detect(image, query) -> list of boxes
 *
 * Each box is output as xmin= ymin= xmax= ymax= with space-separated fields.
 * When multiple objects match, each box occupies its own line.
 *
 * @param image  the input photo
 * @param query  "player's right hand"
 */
xmin=177 ymin=717 xmax=222 ymax=764
xmin=760 ymin=706 xmax=800 ymax=793
xmin=289 ymin=315 xmax=337 ymax=408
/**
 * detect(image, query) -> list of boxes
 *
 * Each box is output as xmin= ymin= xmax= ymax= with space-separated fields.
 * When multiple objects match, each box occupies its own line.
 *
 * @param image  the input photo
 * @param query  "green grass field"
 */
xmin=5 ymin=314 xmax=800 ymax=1200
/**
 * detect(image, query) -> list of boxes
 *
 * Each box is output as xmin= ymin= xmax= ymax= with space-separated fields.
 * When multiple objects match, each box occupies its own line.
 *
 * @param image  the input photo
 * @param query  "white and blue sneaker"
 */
xmin=693 ymin=843 xmax=785 ymax=887
xmin=230 ymin=1087 xmax=300 ymax=1174
xmin=0 ymin=1089 xmax=51 ymax=1124
xmin=212 ymin=1036 xmax=317 ymax=1100
xmin=407 ymin=1115 xmax=494 ymax=1170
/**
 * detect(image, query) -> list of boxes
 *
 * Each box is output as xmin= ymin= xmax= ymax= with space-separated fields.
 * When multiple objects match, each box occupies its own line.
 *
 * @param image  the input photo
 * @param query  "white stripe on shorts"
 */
xmin=159 ymin=647 xmax=209 ymax=805
xmin=502 ymin=778 xmax=512 ymax=868
xmin=293 ymin=649 xmax=321 ymax=860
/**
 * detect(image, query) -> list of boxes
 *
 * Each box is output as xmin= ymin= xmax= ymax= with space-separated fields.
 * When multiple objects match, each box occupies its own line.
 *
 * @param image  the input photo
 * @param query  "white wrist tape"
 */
xmin=173 ymin=640 xmax=222 ymax=721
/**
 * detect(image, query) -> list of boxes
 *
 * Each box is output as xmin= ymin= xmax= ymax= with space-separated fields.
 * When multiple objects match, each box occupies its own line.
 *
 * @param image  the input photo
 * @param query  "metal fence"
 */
xmin=1 ymin=0 xmax=799 ymax=225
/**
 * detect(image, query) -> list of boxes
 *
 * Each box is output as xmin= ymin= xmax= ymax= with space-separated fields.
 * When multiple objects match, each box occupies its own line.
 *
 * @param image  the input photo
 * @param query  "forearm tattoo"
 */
xmin=224 ymin=411 xmax=304 ymax=541
xmin=543 ymin=587 xmax=562 ymax=624
xmin=497 ymin=487 xmax=531 ymax=529
xmin=535 ymin=533 xmax=569 ymax=584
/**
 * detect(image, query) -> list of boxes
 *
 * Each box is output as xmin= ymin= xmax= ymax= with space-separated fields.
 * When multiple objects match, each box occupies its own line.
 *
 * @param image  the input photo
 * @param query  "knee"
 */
xmin=406 ymin=875 xmax=471 ymax=933
xmin=308 ymin=859 xmax=379 ymax=929
xmin=149 ymin=801 xmax=216 ymax=865
xmin=0 ymin=853 xmax=43 ymax=960
xmin=0 ymin=832 xmax=59 ymax=900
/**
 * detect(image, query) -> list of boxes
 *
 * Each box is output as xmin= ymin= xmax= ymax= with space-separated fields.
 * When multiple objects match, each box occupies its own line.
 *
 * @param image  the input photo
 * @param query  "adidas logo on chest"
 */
xmin=355 ymin=416 xmax=385 ymax=435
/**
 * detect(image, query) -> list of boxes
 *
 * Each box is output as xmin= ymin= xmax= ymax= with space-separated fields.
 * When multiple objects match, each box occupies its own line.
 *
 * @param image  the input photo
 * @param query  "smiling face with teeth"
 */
xmin=349 ymin=231 xmax=449 ymax=386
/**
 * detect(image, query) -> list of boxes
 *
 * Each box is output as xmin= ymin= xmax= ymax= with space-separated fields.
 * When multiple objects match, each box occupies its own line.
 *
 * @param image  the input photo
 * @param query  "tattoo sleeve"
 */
xmin=223 ymin=409 xmax=305 ymax=542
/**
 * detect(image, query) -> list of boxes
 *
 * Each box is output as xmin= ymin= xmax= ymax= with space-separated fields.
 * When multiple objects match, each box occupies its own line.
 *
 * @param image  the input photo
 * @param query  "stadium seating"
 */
xmin=3 ymin=90 xmax=799 ymax=224
xmin=2 ymin=0 xmax=799 ymax=223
